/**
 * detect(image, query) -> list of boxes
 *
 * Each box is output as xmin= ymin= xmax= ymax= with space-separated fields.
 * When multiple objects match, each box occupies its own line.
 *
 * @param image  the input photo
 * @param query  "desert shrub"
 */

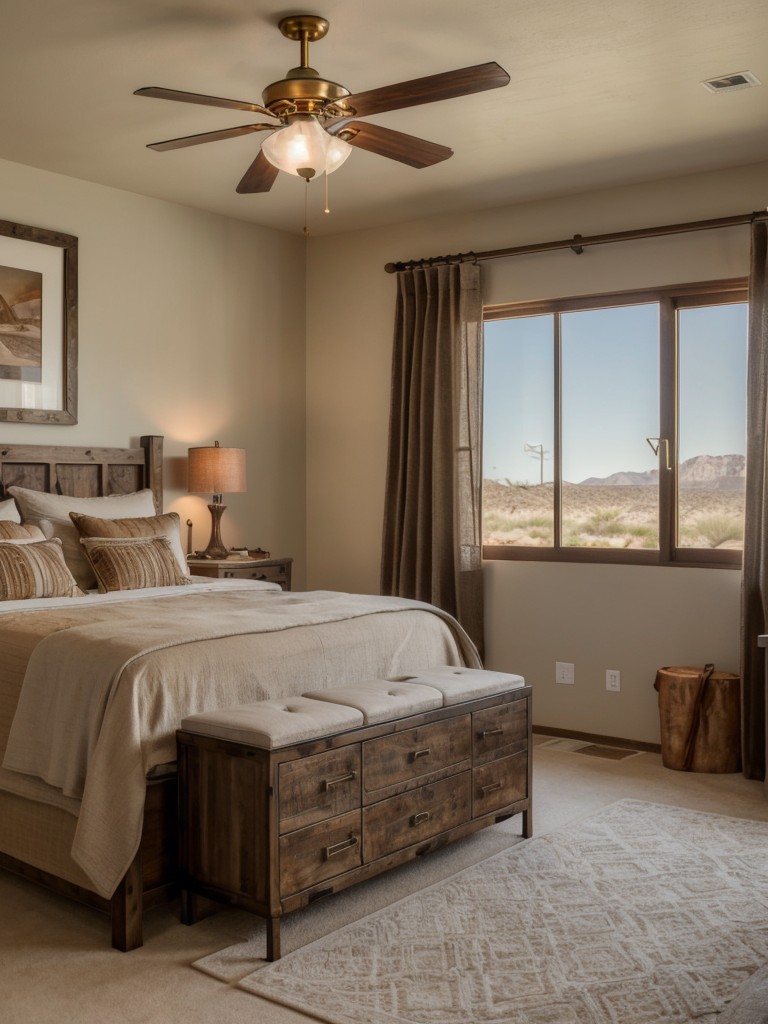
xmin=583 ymin=508 xmax=625 ymax=536
xmin=692 ymin=515 xmax=743 ymax=548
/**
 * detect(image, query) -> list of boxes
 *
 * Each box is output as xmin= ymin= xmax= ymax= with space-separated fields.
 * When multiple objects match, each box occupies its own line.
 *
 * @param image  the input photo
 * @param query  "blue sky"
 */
xmin=483 ymin=301 xmax=747 ymax=484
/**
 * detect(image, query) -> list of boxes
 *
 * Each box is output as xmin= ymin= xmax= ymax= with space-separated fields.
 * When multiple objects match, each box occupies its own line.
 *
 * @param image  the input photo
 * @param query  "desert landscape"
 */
xmin=483 ymin=455 xmax=745 ymax=550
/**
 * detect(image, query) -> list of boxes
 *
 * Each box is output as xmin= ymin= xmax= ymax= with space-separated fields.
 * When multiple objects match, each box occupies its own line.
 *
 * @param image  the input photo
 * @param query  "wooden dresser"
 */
xmin=187 ymin=555 xmax=292 ymax=589
xmin=177 ymin=682 xmax=532 ymax=959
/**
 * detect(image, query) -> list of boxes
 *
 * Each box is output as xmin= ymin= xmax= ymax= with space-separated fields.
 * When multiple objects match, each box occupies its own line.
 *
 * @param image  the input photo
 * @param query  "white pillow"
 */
xmin=8 ymin=487 xmax=157 ymax=590
xmin=0 ymin=497 xmax=21 ymax=523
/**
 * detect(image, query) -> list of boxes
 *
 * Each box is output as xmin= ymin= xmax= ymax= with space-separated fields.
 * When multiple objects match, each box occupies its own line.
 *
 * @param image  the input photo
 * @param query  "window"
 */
xmin=482 ymin=280 xmax=748 ymax=566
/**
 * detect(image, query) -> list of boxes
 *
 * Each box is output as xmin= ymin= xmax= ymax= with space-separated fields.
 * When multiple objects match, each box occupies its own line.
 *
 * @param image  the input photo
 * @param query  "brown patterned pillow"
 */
xmin=0 ymin=539 xmax=84 ymax=600
xmin=80 ymin=535 xmax=192 ymax=593
xmin=0 ymin=522 xmax=46 ymax=542
xmin=69 ymin=511 xmax=189 ymax=579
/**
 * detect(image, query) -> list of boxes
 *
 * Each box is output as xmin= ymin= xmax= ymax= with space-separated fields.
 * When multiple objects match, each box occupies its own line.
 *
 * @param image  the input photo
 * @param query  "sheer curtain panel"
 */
xmin=380 ymin=262 xmax=484 ymax=656
xmin=741 ymin=214 xmax=768 ymax=783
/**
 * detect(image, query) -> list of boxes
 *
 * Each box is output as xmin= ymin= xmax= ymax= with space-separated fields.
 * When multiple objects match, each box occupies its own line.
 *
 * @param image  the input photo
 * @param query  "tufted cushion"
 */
xmin=387 ymin=666 xmax=525 ymax=705
xmin=0 ymin=522 xmax=47 ymax=542
xmin=302 ymin=680 xmax=444 ymax=725
xmin=180 ymin=697 xmax=365 ymax=750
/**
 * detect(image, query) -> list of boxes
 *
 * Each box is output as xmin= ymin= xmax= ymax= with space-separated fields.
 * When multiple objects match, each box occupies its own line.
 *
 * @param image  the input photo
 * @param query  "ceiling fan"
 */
xmin=135 ymin=14 xmax=510 ymax=194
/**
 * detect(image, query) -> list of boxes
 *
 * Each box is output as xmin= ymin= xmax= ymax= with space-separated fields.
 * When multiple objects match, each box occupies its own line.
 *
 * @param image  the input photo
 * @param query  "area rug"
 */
xmin=197 ymin=800 xmax=768 ymax=1024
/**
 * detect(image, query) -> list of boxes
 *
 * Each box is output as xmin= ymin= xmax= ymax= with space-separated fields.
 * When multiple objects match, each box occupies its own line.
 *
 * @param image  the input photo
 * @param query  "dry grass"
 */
xmin=483 ymin=480 xmax=744 ymax=549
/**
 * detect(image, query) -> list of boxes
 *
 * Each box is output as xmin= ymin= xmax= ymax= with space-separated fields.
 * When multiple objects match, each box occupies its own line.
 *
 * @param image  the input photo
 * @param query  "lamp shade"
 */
xmin=188 ymin=443 xmax=246 ymax=497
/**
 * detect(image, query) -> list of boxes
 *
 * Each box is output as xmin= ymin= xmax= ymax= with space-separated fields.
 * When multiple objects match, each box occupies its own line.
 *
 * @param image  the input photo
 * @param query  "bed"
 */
xmin=0 ymin=437 xmax=480 ymax=950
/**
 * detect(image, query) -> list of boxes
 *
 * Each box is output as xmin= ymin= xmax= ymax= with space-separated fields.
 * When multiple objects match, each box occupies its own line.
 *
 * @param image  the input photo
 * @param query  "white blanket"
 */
xmin=2 ymin=585 xmax=479 ymax=896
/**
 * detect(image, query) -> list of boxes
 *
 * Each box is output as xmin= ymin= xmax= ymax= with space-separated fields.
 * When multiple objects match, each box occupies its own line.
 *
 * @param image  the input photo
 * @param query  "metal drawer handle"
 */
xmin=324 ymin=834 xmax=359 ymax=859
xmin=481 ymin=781 xmax=503 ymax=795
xmin=480 ymin=727 xmax=504 ymax=739
xmin=322 ymin=771 xmax=358 ymax=791
xmin=409 ymin=748 xmax=431 ymax=761
xmin=410 ymin=811 xmax=430 ymax=827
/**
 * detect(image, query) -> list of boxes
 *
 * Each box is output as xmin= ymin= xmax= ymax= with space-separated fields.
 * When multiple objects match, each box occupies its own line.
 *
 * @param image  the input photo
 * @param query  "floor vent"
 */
xmin=538 ymin=737 xmax=644 ymax=760
xmin=702 ymin=70 xmax=761 ymax=93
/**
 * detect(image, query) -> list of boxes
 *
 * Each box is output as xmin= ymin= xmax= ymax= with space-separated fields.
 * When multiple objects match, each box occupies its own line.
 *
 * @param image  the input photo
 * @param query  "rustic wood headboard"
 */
xmin=0 ymin=435 xmax=164 ymax=512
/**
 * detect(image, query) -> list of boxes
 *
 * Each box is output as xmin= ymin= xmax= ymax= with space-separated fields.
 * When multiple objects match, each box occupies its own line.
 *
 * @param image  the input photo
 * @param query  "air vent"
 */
xmin=702 ymin=70 xmax=761 ymax=93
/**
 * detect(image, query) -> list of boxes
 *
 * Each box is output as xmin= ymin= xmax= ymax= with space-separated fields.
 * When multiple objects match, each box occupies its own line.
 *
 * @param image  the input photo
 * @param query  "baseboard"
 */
xmin=533 ymin=725 xmax=661 ymax=754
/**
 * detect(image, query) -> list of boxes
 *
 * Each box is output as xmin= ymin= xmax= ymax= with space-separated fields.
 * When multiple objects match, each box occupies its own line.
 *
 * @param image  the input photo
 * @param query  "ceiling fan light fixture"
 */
xmin=261 ymin=116 xmax=350 ymax=180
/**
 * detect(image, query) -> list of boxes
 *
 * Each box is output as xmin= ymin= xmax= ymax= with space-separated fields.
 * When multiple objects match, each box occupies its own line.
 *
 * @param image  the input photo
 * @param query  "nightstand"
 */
xmin=187 ymin=555 xmax=292 ymax=590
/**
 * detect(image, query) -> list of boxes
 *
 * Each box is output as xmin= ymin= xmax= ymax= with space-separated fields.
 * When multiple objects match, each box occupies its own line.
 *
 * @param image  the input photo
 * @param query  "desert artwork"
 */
xmin=483 ymin=453 xmax=745 ymax=551
xmin=0 ymin=264 xmax=42 ymax=382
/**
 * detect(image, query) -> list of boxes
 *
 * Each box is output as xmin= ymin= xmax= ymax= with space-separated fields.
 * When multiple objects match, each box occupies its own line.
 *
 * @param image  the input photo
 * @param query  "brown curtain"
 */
xmin=380 ymin=262 xmax=484 ymax=657
xmin=740 ymin=214 xmax=768 ymax=783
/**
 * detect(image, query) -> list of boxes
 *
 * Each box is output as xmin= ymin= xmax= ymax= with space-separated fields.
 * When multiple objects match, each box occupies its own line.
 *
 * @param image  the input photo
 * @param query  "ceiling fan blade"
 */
xmin=338 ymin=62 xmax=510 ymax=119
xmin=331 ymin=121 xmax=452 ymax=168
xmin=236 ymin=150 xmax=279 ymax=193
xmin=135 ymin=86 xmax=274 ymax=118
xmin=147 ymin=124 xmax=275 ymax=151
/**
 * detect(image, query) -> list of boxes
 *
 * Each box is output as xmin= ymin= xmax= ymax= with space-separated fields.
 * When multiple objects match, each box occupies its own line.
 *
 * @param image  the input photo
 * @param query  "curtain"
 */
xmin=380 ymin=262 xmax=485 ymax=657
xmin=740 ymin=215 xmax=768 ymax=783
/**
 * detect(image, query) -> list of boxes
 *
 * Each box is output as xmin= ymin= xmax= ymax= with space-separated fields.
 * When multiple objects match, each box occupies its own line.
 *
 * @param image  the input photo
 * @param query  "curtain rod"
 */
xmin=384 ymin=210 xmax=766 ymax=274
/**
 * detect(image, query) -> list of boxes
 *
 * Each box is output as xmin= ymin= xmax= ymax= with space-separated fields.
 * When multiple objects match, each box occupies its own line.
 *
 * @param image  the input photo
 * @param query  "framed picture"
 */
xmin=0 ymin=218 xmax=77 ymax=424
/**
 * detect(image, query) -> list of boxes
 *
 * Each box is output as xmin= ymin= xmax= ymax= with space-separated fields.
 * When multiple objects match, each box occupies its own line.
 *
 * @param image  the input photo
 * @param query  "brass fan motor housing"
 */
xmin=264 ymin=16 xmax=350 ymax=117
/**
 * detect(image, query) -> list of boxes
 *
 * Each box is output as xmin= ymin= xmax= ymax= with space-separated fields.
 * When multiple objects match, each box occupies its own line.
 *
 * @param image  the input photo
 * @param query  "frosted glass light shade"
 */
xmin=262 ymin=118 xmax=352 ymax=179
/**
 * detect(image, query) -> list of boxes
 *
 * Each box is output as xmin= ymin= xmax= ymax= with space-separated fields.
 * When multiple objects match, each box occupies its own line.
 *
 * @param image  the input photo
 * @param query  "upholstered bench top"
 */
xmin=385 ymin=666 xmax=525 ymax=705
xmin=180 ymin=697 xmax=364 ymax=749
xmin=302 ymin=680 xmax=444 ymax=725
xmin=180 ymin=667 xmax=526 ymax=750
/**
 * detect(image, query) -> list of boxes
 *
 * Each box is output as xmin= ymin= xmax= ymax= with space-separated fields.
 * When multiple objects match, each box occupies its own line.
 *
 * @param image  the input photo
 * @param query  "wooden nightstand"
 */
xmin=187 ymin=555 xmax=292 ymax=590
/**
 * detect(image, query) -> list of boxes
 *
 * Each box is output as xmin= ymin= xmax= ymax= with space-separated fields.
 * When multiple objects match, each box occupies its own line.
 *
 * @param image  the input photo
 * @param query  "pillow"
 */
xmin=80 ymin=535 xmax=192 ymax=593
xmin=0 ymin=522 xmax=46 ymax=542
xmin=7 ymin=487 xmax=156 ymax=590
xmin=0 ymin=497 xmax=21 ymax=523
xmin=69 ymin=511 xmax=189 ymax=580
xmin=0 ymin=538 xmax=84 ymax=600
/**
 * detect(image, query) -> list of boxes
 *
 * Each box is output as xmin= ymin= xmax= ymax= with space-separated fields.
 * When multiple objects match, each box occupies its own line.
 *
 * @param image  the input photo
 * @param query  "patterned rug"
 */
xmin=196 ymin=800 xmax=768 ymax=1023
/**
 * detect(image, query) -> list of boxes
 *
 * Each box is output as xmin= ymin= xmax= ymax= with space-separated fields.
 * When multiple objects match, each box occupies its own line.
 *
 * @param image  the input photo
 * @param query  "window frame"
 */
xmin=482 ymin=277 xmax=749 ymax=568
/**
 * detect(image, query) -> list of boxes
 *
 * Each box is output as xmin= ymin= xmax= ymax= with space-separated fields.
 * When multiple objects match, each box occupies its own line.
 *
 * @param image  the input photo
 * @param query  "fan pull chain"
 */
xmin=324 ymin=172 xmax=330 ymax=215
xmin=303 ymin=179 xmax=310 ymax=237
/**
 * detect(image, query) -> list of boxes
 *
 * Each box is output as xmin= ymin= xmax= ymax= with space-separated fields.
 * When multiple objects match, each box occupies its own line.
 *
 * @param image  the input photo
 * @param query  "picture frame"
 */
xmin=0 ymin=218 xmax=77 ymax=424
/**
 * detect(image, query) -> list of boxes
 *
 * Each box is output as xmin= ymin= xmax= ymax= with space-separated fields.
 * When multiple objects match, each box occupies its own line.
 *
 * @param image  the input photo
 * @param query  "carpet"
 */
xmin=195 ymin=800 xmax=768 ymax=1024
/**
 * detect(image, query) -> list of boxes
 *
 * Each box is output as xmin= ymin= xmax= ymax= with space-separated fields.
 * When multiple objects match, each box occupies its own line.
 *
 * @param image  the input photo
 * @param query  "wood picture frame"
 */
xmin=0 ymin=218 xmax=77 ymax=424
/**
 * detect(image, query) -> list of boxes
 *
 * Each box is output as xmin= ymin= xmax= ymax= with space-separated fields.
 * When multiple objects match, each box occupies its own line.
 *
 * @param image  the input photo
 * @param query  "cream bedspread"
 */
xmin=1 ymin=582 xmax=479 ymax=897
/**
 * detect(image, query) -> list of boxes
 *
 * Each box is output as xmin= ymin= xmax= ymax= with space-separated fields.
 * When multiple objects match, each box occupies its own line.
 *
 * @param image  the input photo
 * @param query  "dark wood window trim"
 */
xmin=483 ymin=278 xmax=748 ymax=568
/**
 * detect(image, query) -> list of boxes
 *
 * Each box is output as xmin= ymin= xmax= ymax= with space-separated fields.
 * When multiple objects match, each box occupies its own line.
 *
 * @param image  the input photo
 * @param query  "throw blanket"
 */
xmin=3 ymin=586 xmax=479 ymax=896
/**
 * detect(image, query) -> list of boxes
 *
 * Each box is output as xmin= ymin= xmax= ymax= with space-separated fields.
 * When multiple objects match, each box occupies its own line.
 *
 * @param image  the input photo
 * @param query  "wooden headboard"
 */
xmin=0 ymin=435 xmax=164 ymax=512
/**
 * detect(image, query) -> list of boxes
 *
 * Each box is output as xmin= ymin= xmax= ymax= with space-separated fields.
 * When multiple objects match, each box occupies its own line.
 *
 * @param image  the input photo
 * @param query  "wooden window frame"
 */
xmin=483 ymin=278 xmax=749 ymax=568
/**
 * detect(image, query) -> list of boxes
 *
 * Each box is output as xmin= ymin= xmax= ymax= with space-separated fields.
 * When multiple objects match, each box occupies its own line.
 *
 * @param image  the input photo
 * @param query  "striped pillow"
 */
xmin=80 ymin=535 xmax=192 ymax=593
xmin=0 ymin=539 xmax=84 ymax=600
xmin=0 ymin=522 xmax=46 ymax=542
xmin=69 ymin=511 xmax=189 ymax=578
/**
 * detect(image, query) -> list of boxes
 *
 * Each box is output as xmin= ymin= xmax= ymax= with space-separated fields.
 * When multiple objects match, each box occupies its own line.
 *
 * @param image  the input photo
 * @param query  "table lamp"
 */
xmin=187 ymin=441 xmax=246 ymax=559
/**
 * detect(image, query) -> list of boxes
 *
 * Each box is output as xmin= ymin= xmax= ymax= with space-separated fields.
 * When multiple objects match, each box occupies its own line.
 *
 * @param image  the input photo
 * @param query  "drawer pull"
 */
xmin=410 ymin=811 xmax=431 ymax=827
xmin=481 ymin=781 xmax=503 ymax=795
xmin=409 ymin=748 xmax=431 ymax=761
xmin=322 ymin=771 xmax=358 ymax=791
xmin=324 ymin=834 xmax=359 ymax=859
xmin=480 ymin=727 xmax=504 ymax=739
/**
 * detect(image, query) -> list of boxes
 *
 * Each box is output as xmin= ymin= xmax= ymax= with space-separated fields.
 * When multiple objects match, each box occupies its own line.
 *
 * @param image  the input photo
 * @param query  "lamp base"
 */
xmin=199 ymin=503 xmax=230 ymax=560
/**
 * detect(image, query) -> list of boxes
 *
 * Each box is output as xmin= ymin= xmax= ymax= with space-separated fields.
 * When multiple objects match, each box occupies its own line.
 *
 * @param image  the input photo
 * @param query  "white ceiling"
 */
xmin=1 ymin=0 xmax=767 ymax=237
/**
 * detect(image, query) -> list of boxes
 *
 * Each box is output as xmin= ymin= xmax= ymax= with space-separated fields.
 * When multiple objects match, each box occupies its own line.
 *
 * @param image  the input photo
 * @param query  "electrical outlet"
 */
xmin=606 ymin=669 xmax=621 ymax=692
xmin=556 ymin=661 xmax=575 ymax=685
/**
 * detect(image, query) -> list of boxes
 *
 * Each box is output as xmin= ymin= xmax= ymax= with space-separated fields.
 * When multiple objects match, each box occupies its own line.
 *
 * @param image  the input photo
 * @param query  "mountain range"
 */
xmin=579 ymin=454 xmax=745 ymax=490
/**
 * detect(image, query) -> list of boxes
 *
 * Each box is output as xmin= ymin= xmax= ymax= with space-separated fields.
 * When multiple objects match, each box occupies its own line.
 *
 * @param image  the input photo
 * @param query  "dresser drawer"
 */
xmin=472 ymin=749 xmax=529 ymax=817
xmin=473 ymin=700 xmax=528 ymax=765
xmin=363 ymin=773 xmax=471 ymax=861
xmin=363 ymin=716 xmax=471 ymax=798
xmin=278 ymin=746 xmax=361 ymax=835
xmin=279 ymin=810 xmax=362 ymax=895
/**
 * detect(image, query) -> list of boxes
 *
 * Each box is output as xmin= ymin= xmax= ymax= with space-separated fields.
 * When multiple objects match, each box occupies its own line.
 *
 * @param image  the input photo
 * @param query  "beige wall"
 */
xmin=0 ymin=157 xmax=308 ymax=586
xmin=305 ymin=161 xmax=768 ymax=743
